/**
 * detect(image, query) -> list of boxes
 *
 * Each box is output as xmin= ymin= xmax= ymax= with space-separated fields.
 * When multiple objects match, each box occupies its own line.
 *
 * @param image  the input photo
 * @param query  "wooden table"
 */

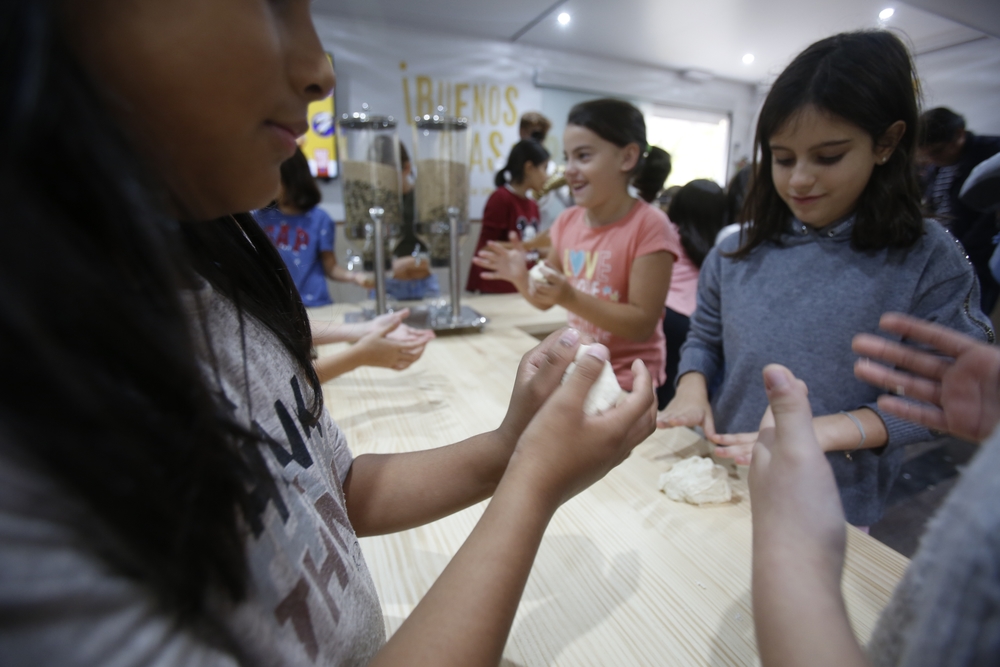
xmin=310 ymin=294 xmax=909 ymax=666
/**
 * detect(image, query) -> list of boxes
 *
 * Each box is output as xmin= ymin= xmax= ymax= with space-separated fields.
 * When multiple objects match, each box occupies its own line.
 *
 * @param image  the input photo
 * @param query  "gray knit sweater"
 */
xmin=678 ymin=216 xmax=993 ymax=525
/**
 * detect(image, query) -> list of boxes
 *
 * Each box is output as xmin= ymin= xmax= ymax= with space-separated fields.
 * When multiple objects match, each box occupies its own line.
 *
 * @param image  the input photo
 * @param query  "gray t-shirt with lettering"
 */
xmin=0 ymin=282 xmax=385 ymax=666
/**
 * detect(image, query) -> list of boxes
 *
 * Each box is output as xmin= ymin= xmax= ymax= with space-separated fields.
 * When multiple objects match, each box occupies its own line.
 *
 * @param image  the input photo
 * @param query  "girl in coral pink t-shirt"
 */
xmin=475 ymin=99 xmax=679 ymax=391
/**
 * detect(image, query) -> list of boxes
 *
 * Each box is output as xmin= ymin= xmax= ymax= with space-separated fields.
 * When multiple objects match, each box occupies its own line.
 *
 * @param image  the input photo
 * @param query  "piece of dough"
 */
xmin=561 ymin=344 xmax=624 ymax=416
xmin=657 ymin=456 xmax=732 ymax=505
xmin=528 ymin=262 xmax=555 ymax=294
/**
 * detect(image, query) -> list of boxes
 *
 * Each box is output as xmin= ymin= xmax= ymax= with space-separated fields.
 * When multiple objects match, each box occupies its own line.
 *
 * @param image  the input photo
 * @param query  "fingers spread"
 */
xmin=875 ymin=395 xmax=949 ymax=433
xmin=852 ymin=333 xmax=951 ymax=380
xmin=853 ymin=359 xmax=942 ymax=405
xmin=879 ymin=312 xmax=976 ymax=358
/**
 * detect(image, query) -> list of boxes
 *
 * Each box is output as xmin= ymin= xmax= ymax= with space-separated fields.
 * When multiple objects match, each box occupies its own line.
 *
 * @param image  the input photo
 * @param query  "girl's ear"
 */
xmin=875 ymin=120 xmax=907 ymax=164
xmin=620 ymin=143 xmax=641 ymax=174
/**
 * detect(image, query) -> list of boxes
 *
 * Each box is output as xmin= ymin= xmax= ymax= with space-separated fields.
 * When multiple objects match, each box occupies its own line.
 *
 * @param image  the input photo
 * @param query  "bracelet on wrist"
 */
xmin=840 ymin=411 xmax=866 ymax=461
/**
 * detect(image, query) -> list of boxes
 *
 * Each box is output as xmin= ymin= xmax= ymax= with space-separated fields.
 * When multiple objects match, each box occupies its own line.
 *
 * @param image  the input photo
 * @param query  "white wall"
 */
xmin=915 ymin=36 xmax=1000 ymax=135
xmin=313 ymin=13 xmax=759 ymax=213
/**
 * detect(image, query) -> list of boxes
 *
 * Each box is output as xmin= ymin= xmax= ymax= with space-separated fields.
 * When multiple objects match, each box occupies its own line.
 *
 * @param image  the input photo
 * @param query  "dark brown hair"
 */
xmin=568 ymin=98 xmax=667 ymax=200
xmin=668 ymin=179 xmax=726 ymax=267
xmin=1 ymin=0 xmax=322 ymax=627
xmin=732 ymin=31 xmax=923 ymax=259
xmin=279 ymin=147 xmax=322 ymax=211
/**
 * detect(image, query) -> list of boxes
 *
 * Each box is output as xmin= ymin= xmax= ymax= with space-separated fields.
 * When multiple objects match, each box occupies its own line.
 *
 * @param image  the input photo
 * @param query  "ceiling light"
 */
xmin=742 ymin=53 xmax=755 ymax=65
xmin=879 ymin=7 xmax=894 ymax=20
xmin=557 ymin=12 xmax=571 ymax=25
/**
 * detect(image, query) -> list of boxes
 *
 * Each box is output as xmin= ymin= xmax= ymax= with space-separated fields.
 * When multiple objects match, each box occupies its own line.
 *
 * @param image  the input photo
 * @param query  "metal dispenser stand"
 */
xmin=411 ymin=110 xmax=485 ymax=334
xmin=338 ymin=106 xmax=403 ymax=322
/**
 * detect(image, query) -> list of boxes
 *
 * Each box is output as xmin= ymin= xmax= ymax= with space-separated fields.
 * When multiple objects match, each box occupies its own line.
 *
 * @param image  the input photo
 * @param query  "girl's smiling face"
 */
xmin=769 ymin=105 xmax=902 ymax=228
xmin=563 ymin=124 xmax=637 ymax=211
xmin=67 ymin=0 xmax=335 ymax=220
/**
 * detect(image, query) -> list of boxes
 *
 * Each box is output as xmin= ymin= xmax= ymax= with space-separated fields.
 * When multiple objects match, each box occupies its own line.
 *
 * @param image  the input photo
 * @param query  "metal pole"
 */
xmin=447 ymin=206 xmax=461 ymax=321
xmin=370 ymin=206 xmax=387 ymax=315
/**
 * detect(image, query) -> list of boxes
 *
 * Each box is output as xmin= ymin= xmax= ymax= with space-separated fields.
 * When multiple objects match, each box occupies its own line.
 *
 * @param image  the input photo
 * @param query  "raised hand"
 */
xmin=853 ymin=312 xmax=1000 ymax=443
xmin=472 ymin=231 xmax=529 ymax=286
xmin=354 ymin=316 xmax=430 ymax=371
xmin=528 ymin=264 xmax=571 ymax=309
xmin=506 ymin=349 xmax=658 ymax=506
xmin=496 ymin=327 xmax=585 ymax=446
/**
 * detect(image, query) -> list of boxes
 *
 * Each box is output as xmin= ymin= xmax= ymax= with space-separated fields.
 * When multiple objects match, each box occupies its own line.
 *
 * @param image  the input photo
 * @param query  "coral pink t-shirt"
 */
xmin=664 ymin=220 xmax=700 ymax=317
xmin=550 ymin=200 xmax=680 ymax=390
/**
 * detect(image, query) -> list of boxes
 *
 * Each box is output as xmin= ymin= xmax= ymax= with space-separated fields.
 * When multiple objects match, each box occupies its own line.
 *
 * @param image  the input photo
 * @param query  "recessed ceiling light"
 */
xmin=742 ymin=53 xmax=755 ymax=65
xmin=557 ymin=12 xmax=571 ymax=25
xmin=879 ymin=7 xmax=894 ymax=20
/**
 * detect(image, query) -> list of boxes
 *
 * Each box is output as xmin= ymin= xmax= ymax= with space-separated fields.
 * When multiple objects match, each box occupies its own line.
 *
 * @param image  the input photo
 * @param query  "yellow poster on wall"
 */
xmin=300 ymin=53 xmax=338 ymax=179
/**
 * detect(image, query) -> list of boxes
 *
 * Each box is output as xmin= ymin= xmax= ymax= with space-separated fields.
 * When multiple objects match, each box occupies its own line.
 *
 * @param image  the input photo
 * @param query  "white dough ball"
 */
xmin=561 ymin=344 xmax=624 ymax=416
xmin=657 ymin=456 xmax=732 ymax=506
xmin=528 ymin=262 xmax=554 ymax=295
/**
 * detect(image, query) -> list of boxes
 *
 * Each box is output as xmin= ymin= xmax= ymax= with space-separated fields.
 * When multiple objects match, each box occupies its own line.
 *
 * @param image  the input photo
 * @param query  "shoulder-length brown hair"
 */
xmin=731 ymin=31 xmax=923 ymax=259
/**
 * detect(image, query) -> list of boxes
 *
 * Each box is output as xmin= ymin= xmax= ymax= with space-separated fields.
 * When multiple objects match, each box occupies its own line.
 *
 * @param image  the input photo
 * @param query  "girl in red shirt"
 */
xmin=466 ymin=140 xmax=550 ymax=293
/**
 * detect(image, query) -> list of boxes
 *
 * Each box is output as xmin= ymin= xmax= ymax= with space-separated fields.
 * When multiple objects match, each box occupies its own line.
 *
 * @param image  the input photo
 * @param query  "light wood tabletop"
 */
xmin=310 ymin=294 xmax=909 ymax=666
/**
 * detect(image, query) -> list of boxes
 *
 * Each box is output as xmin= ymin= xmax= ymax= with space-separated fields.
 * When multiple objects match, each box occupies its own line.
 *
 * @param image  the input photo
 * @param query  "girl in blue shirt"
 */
xmin=256 ymin=148 xmax=373 ymax=306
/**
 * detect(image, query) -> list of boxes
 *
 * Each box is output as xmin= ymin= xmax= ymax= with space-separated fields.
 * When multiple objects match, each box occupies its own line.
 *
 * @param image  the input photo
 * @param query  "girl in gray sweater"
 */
xmin=658 ymin=31 xmax=993 ymax=527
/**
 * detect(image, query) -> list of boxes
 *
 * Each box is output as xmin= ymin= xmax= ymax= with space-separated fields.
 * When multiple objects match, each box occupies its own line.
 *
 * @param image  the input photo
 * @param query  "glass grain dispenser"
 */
xmin=337 ymin=107 xmax=402 ymax=315
xmin=412 ymin=110 xmax=485 ymax=332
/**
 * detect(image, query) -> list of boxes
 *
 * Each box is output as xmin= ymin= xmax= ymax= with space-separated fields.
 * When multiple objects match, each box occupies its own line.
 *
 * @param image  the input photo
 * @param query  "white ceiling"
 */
xmin=315 ymin=0 xmax=999 ymax=84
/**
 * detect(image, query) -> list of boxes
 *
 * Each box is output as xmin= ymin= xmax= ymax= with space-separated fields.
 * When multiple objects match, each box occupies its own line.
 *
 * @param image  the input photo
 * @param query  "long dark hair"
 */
xmin=668 ymin=179 xmax=727 ymax=268
xmin=494 ymin=139 xmax=550 ymax=187
xmin=568 ymin=98 xmax=668 ymax=201
xmin=1 ymin=0 xmax=320 ymax=623
xmin=634 ymin=146 xmax=672 ymax=203
xmin=279 ymin=147 xmax=322 ymax=211
xmin=733 ymin=31 xmax=923 ymax=259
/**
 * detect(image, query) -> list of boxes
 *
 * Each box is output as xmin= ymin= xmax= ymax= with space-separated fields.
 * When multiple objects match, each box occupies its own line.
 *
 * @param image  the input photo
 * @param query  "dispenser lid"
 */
xmin=340 ymin=111 xmax=396 ymax=129
xmin=415 ymin=113 xmax=468 ymax=131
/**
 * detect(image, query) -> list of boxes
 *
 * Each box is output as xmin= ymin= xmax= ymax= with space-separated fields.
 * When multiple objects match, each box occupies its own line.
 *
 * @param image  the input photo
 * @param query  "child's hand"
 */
xmin=357 ymin=309 xmax=409 ymax=338
xmin=505 ymin=350 xmax=657 ymax=507
xmin=853 ymin=312 xmax=1000 ymax=443
xmin=749 ymin=365 xmax=846 ymax=562
xmin=385 ymin=320 xmax=436 ymax=348
xmin=530 ymin=266 xmax=571 ymax=308
xmin=498 ymin=328 xmax=582 ymax=445
xmin=472 ymin=232 xmax=528 ymax=285
xmin=656 ymin=374 xmax=716 ymax=439
xmin=354 ymin=316 xmax=429 ymax=371
xmin=711 ymin=406 xmax=773 ymax=465
xmin=353 ymin=272 xmax=376 ymax=289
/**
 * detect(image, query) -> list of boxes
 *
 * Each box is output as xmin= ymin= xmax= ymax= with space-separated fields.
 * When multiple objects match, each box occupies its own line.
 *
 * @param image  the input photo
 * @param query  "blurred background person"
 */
xmin=467 ymin=140 xmax=550 ymax=293
xmin=256 ymin=148 xmax=373 ymax=307
xmin=657 ymin=179 xmax=727 ymax=408
xmin=919 ymin=107 xmax=1000 ymax=313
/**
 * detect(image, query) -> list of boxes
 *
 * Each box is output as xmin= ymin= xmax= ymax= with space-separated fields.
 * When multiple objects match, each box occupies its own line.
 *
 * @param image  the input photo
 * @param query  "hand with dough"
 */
xmin=560 ymin=344 xmax=625 ymax=415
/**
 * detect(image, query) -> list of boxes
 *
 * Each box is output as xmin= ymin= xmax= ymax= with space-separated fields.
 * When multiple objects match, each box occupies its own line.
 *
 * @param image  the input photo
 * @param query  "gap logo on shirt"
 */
xmin=563 ymin=248 xmax=619 ymax=302
xmin=266 ymin=224 xmax=311 ymax=253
